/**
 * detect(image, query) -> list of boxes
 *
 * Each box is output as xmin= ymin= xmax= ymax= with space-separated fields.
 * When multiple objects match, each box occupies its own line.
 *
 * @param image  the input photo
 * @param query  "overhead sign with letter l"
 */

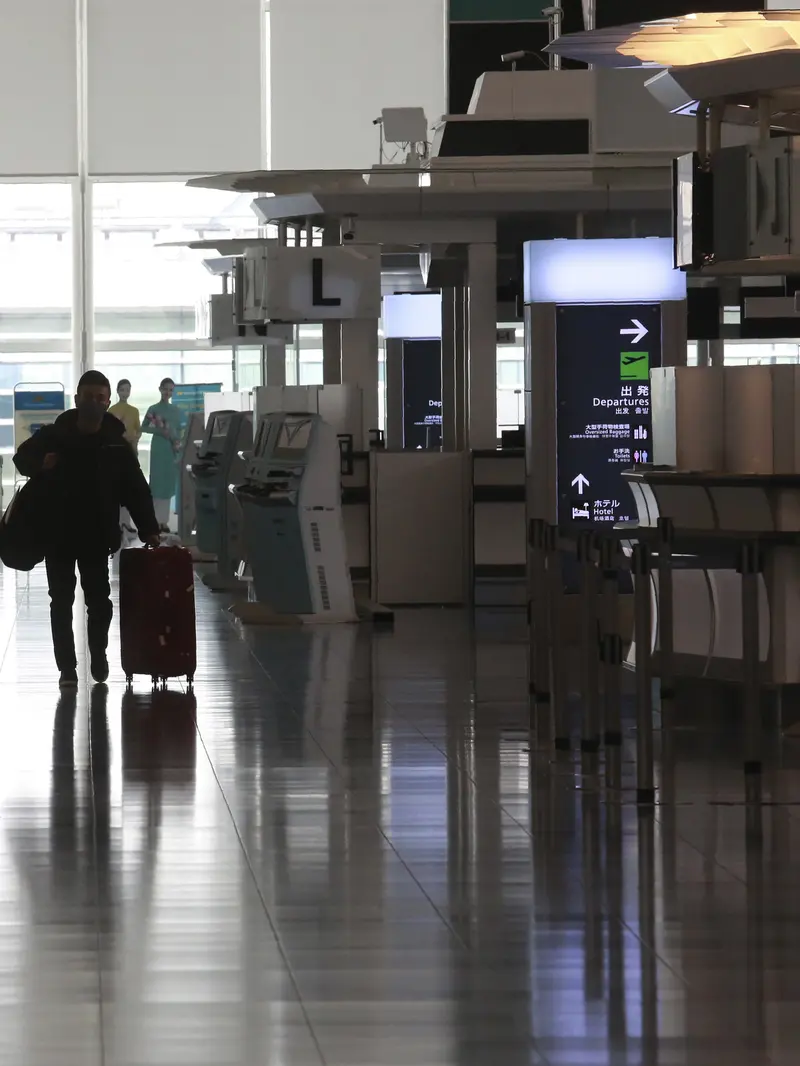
xmin=238 ymin=244 xmax=382 ymax=324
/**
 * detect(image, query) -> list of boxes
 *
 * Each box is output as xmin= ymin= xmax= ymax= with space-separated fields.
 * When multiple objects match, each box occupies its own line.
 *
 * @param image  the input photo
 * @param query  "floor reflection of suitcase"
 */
xmin=119 ymin=546 xmax=197 ymax=688
xmin=121 ymin=689 xmax=197 ymax=783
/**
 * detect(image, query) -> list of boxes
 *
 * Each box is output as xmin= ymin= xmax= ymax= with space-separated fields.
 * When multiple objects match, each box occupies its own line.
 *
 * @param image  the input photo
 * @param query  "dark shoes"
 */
xmin=59 ymin=670 xmax=78 ymax=690
xmin=57 ymin=651 xmax=109 ymax=687
xmin=91 ymin=652 xmax=109 ymax=685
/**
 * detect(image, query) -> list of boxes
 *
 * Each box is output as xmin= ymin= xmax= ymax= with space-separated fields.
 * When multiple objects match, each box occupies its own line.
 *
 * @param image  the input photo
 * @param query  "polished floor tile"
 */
xmin=2 ymin=564 xmax=800 ymax=1063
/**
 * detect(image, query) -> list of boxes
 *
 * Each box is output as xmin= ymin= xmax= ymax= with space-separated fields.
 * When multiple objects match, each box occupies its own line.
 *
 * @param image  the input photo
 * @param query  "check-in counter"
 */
xmin=624 ymin=470 xmax=800 ymax=685
xmin=370 ymin=451 xmax=469 ymax=605
xmin=472 ymin=449 xmax=526 ymax=606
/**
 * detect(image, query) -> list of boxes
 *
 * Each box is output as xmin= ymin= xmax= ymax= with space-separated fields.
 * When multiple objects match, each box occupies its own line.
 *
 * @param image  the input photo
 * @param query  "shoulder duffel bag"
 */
xmin=0 ymin=480 xmax=47 ymax=571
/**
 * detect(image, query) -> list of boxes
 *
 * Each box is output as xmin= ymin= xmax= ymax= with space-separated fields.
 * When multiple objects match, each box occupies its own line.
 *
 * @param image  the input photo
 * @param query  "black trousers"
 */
xmin=45 ymin=551 xmax=112 ymax=672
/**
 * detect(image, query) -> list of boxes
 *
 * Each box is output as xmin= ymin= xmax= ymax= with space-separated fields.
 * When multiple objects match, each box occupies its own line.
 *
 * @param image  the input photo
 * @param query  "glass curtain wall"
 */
xmin=0 ymin=180 xmax=266 ymax=495
xmin=687 ymin=339 xmax=800 ymax=365
xmin=91 ymin=181 xmax=260 ymax=479
xmin=0 ymin=184 xmax=73 ymax=496
xmin=497 ymin=324 xmax=524 ymax=436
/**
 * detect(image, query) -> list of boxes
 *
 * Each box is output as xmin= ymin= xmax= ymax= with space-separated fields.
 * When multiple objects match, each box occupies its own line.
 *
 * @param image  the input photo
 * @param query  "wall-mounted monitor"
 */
xmin=673 ymin=151 xmax=713 ymax=270
xmin=383 ymin=293 xmax=443 ymax=340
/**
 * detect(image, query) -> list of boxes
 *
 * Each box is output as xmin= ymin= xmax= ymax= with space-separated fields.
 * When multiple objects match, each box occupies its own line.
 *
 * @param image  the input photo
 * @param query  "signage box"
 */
xmin=172 ymin=383 xmax=222 ymax=419
xmin=556 ymin=303 xmax=662 ymax=529
xmin=383 ymin=293 xmax=442 ymax=340
xmin=402 ymin=340 xmax=442 ymax=450
xmin=13 ymin=384 xmax=65 ymax=451
xmin=237 ymin=245 xmax=382 ymax=324
xmin=524 ymin=237 xmax=686 ymax=305
xmin=198 ymin=293 xmax=295 ymax=348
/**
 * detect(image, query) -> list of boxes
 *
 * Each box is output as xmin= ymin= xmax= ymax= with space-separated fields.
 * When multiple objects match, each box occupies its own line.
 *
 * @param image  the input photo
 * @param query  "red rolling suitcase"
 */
xmin=119 ymin=546 xmax=197 ymax=688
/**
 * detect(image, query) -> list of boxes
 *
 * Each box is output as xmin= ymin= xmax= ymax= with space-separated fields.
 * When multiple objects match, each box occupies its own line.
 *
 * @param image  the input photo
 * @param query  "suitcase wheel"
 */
xmin=187 ymin=675 xmax=194 ymax=692
xmin=151 ymin=676 xmax=159 ymax=689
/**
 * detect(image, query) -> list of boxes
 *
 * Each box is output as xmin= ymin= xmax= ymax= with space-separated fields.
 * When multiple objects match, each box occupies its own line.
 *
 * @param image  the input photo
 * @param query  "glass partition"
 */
xmin=0 ymin=184 xmax=73 ymax=496
xmin=91 ymin=181 xmax=258 ymax=478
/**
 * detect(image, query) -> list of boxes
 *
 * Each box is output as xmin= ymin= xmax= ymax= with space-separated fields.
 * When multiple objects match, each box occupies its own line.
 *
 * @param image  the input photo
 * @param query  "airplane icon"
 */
xmin=620 ymin=351 xmax=650 ymax=381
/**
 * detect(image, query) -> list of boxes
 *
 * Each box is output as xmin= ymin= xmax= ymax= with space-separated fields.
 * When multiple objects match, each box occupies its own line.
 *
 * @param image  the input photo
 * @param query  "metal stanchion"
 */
xmin=656 ymin=517 xmax=676 ymax=805
xmin=739 ymin=540 xmax=762 ymax=802
xmin=632 ymin=542 xmax=655 ymax=805
xmin=528 ymin=519 xmax=550 ymax=736
xmin=578 ymin=532 xmax=601 ymax=755
xmin=637 ymin=809 xmax=658 ymax=1057
xmin=546 ymin=524 xmax=570 ymax=752
xmin=656 ymin=518 xmax=675 ymax=730
xmin=600 ymin=537 xmax=623 ymax=789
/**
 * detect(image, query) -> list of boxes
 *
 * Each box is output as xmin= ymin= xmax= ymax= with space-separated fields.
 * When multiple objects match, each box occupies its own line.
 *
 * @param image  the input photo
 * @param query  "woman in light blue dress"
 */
xmin=142 ymin=377 xmax=184 ymax=530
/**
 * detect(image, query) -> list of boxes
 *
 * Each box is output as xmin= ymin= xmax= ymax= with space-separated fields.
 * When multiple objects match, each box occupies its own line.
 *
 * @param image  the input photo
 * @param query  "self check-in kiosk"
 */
xmin=190 ymin=409 xmax=252 ymax=586
xmin=233 ymin=412 xmax=356 ymax=622
xmin=178 ymin=412 xmax=205 ymax=548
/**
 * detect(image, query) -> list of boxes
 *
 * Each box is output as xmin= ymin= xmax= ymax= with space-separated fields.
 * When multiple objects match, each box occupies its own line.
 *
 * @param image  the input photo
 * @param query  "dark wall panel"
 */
xmin=448 ymin=2 xmax=766 ymax=113
xmin=448 ymin=21 xmax=552 ymax=114
xmin=585 ymin=0 xmax=762 ymax=28
xmin=450 ymin=0 xmax=549 ymax=19
xmin=402 ymin=341 xmax=443 ymax=450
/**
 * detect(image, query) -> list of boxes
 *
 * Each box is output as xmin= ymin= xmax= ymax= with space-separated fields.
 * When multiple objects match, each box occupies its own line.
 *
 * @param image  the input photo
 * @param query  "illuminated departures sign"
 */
xmin=556 ymin=303 xmax=662 ymax=528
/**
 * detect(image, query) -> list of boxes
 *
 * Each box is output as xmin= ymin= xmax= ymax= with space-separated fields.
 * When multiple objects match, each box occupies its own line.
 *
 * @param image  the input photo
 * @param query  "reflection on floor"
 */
xmin=0 ymin=565 xmax=796 ymax=1064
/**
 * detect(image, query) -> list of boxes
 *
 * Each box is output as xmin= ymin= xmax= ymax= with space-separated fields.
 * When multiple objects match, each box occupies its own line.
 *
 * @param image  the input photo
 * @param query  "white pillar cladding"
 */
xmin=264 ymin=343 xmax=287 ymax=386
xmin=467 ymin=243 xmax=498 ymax=451
xmin=270 ymin=0 xmax=447 ymax=171
xmin=87 ymin=0 xmax=265 ymax=175
xmin=341 ymin=318 xmax=380 ymax=449
xmin=0 ymin=0 xmax=78 ymax=176
xmin=0 ymin=0 xmax=265 ymax=178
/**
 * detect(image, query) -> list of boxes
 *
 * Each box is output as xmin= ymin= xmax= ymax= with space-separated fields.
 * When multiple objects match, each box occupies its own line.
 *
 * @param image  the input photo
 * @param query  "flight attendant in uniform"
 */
xmin=108 ymin=379 xmax=141 ymax=452
xmin=142 ymin=377 xmax=184 ymax=532
xmin=109 ymin=378 xmax=142 ymax=543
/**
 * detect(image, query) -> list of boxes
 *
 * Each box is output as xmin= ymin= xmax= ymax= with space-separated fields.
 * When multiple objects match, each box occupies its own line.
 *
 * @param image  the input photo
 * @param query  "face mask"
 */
xmin=77 ymin=398 xmax=105 ymax=423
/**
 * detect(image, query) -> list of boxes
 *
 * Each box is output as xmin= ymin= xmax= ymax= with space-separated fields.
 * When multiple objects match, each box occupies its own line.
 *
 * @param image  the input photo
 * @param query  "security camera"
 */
xmin=542 ymin=6 xmax=563 ymax=15
xmin=501 ymin=51 xmax=527 ymax=64
xmin=342 ymin=216 xmax=356 ymax=242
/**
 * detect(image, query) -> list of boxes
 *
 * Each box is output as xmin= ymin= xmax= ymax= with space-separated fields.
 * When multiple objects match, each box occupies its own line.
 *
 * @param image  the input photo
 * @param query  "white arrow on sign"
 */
xmin=620 ymin=318 xmax=648 ymax=345
xmin=571 ymin=473 xmax=590 ymax=495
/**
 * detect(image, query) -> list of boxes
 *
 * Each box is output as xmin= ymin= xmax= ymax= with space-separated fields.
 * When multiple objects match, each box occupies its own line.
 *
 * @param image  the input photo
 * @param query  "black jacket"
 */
xmin=13 ymin=410 xmax=159 ymax=554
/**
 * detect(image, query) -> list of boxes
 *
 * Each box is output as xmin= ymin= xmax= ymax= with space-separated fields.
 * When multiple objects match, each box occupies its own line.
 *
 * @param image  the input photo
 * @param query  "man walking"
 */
xmin=13 ymin=371 xmax=160 ymax=689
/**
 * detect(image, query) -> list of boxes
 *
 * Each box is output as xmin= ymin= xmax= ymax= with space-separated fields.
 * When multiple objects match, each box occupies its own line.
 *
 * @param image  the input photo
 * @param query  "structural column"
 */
xmin=322 ymin=222 xmax=342 ymax=384
xmin=524 ymin=304 xmax=558 ymax=525
xmin=662 ymin=299 xmax=689 ymax=368
xmin=341 ymin=318 xmax=379 ymax=449
xmin=441 ymin=286 xmax=467 ymax=452
xmin=384 ymin=338 xmax=404 ymax=450
xmin=73 ymin=0 xmax=92 ymax=379
xmin=323 ymin=322 xmax=342 ymax=384
xmin=466 ymin=244 xmax=497 ymax=451
xmin=263 ymin=340 xmax=287 ymax=386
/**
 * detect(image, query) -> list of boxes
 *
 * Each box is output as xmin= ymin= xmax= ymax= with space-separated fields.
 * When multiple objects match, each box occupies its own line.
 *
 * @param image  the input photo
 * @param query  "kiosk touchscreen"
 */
xmin=235 ymin=412 xmax=356 ymax=621
xmin=190 ymin=409 xmax=252 ymax=578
